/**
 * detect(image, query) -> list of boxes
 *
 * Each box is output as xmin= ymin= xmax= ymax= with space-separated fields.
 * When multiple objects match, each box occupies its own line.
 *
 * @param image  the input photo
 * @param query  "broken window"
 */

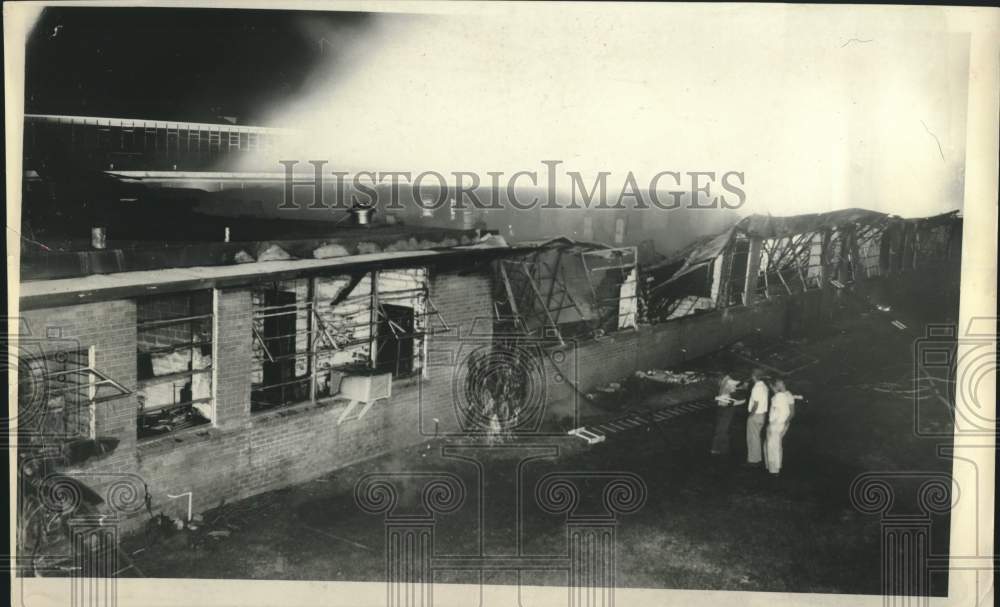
xmin=312 ymin=274 xmax=374 ymax=401
xmin=252 ymin=269 xmax=442 ymax=412
xmin=251 ymin=279 xmax=313 ymax=412
xmin=374 ymin=269 xmax=429 ymax=377
xmin=17 ymin=349 xmax=91 ymax=439
xmin=16 ymin=347 xmax=127 ymax=443
xmin=136 ymin=290 xmax=214 ymax=439
xmin=496 ymin=244 xmax=638 ymax=343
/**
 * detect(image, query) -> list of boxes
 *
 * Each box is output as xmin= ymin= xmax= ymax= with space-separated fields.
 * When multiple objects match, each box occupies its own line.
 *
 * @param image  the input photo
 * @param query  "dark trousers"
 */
xmin=711 ymin=406 xmax=736 ymax=455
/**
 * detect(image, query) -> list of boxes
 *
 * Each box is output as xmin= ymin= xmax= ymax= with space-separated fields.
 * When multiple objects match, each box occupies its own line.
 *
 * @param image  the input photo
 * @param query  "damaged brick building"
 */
xmin=14 ymin=114 xmax=963 ymax=543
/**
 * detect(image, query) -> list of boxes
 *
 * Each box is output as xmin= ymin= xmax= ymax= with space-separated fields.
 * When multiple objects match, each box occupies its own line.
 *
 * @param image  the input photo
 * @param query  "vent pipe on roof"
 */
xmin=348 ymin=202 xmax=375 ymax=226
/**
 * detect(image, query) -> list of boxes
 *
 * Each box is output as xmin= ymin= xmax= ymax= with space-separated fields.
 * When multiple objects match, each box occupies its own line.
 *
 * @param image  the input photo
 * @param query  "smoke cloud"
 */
xmin=253 ymin=5 xmax=969 ymax=218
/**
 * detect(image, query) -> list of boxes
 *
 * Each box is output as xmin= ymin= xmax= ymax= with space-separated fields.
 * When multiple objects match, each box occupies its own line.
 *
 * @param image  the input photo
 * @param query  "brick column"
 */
xmin=213 ymin=289 xmax=253 ymax=431
xmin=89 ymin=301 xmax=138 ymax=459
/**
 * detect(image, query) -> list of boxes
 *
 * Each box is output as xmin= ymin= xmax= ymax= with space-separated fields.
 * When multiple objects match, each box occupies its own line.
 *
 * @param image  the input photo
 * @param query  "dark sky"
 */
xmin=24 ymin=7 xmax=373 ymax=124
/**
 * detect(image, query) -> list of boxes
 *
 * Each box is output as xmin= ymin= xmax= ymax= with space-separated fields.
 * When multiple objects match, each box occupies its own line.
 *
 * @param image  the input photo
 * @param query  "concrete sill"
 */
xmin=250 ymin=381 xmax=424 ymax=426
xmin=250 ymin=396 xmax=352 ymax=425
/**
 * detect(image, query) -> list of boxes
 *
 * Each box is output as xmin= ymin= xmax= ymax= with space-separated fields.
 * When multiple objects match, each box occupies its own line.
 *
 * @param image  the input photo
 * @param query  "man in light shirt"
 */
xmin=745 ymin=369 xmax=769 ymax=467
xmin=765 ymin=379 xmax=798 ymax=476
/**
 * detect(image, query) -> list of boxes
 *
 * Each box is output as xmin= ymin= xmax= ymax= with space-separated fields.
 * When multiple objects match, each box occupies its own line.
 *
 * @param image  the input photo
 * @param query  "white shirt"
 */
xmin=769 ymin=392 xmax=795 ymax=426
xmin=748 ymin=381 xmax=769 ymax=415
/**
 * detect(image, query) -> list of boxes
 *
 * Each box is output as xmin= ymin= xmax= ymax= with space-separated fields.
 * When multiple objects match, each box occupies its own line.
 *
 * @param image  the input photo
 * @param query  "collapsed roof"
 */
xmin=654 ymin=208 xmax=960 ymax=286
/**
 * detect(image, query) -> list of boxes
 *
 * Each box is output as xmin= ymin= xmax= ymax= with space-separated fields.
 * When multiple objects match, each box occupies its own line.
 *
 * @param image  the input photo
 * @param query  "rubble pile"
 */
xmin=635 ymin=369 xmax=708 ymax=385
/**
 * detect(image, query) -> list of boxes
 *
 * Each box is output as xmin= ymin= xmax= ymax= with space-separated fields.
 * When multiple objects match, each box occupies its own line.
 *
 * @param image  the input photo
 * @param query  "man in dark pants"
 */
xmin=745 ymin=369 xmax=770 ymax=467
xmin=710 ymin=374 xmax=746 ymax=455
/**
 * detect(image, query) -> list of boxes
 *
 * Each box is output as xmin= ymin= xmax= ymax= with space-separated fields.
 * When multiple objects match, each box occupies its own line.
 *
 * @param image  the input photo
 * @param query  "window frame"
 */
xmin=19 ymin=345 xmax=130 ymax=442
xmin=249 ymin=269 xmax=445 ymax=414
xmin=135 ymin=290 xmax=215 ymax=440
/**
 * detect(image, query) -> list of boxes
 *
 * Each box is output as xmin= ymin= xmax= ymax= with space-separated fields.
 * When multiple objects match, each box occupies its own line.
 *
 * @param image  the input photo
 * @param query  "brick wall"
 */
xmin=21 ymin=300 xmax=138 ymax=474
xmin=24 ymin=264 xmax=940 ymax=529
xmin=214 ymin=288 xmax=252 ymax=430
xmin=31 ymin=268 xmax=494 ymax=527
xmin=535 ymin=266 xmax=959 ymax=427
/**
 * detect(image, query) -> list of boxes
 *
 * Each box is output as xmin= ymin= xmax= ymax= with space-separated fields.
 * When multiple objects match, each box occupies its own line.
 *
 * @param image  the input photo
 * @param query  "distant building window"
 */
xmin=136 ymin=290 xmax=214 ymax=440
xmin=209 ymin=131 xmax=221 ymax=153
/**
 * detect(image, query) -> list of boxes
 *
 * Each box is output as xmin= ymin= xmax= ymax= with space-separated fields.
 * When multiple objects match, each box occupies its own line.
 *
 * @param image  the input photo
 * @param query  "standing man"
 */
xmin=710 ymin=374 xmax=745 ymax=456
xmin=764 ymin=379 xmax=797 ymax=476
xmin=745 ymin=369 xmax=769 ymax=467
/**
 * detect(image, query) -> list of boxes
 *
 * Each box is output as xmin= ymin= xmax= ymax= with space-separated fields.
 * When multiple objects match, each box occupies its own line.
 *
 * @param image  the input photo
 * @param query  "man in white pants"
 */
xmin=765 ymin=379 xmax=797 ymax=476
xmin=745 ymin=369 xmax=769 ymax=467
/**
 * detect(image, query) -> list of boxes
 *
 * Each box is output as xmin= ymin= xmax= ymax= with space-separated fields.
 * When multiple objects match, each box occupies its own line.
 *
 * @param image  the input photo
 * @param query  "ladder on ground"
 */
xmin=568 ymin=400 xmax=716 ymax=444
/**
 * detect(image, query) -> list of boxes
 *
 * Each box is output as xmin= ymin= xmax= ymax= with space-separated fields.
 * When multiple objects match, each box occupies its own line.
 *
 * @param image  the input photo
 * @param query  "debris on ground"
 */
xmin=584 ymin=377 xmax=642 ymax=411
xmin=636 ymin=369 xmax=708 ymax=385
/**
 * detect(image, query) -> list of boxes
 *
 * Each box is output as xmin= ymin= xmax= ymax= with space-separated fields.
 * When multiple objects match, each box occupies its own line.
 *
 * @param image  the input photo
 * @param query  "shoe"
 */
xmin=743 ymin=461 xmax=761 ymax=468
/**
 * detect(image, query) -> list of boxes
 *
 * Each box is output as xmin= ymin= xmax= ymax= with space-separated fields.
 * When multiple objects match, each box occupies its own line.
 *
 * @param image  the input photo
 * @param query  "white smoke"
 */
xmin=253 ymin=5 xmax=969 ymax=218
